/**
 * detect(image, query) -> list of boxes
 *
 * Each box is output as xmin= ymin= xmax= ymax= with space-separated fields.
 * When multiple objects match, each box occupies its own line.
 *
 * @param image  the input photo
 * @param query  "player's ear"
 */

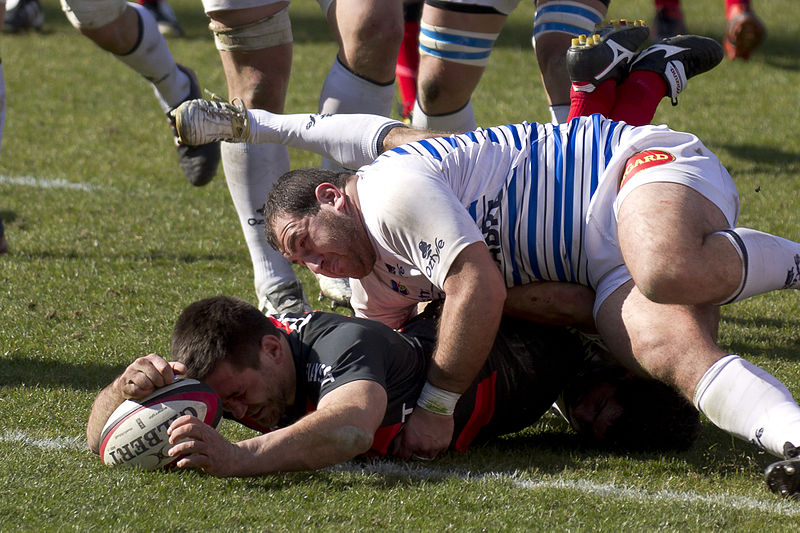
xmin=314 ymin=182 xmax=341 ymax=206
xmin=260 ymin=334 xmax=282 ymax=361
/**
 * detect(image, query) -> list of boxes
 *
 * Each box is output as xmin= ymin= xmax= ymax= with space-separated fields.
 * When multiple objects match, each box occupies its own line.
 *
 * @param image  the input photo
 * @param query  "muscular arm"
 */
xmin=429 ymin=242 xmax=506 ymax=392
xmin=505 ymin=282 xmax=597 ymax=332
xmin=381 ymin=125 xmax=443 ymax=153
xmin=395 ymin=242 xmax=506 ymax=459
xmin=86 ymin=354 xmax=185 ymax=453
xmin=168 ymin=379 xmax=387 ymax=476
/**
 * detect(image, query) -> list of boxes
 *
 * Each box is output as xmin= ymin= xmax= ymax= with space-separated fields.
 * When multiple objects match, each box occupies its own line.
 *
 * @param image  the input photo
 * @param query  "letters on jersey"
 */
xmin=620 ymin=150 xmax=676 ymax=190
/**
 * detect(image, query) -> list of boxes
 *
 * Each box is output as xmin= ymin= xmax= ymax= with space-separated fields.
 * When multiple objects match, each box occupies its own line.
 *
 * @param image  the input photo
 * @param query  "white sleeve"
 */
xmin=359 ymin=163 xmax=485 ymax=289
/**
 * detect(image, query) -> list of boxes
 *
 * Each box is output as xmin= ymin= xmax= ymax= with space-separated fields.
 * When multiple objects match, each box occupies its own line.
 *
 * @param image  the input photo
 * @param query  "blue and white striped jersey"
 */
xmin=351 ymin=115 xmax=723 ymax=327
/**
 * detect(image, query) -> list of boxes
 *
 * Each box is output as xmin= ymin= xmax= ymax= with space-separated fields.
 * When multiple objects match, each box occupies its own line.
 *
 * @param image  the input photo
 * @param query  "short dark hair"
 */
xmin=170 ymin=296 xmax=282 ymax=380
xmin=564 ymin=362 xmax=701 ymax=452
xmin=263 ymin=168 xmax=351 ymax=250
xmin=601 ymin=375 xmax=701 ymax=452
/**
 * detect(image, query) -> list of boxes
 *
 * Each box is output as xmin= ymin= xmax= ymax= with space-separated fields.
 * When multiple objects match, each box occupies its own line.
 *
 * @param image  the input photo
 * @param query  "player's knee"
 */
xmin=343 ymin=17 xmax=403 ymax=64
xmin=634 ymin=266 xmax=698 ymax=305
xmin=60 ymin=0 xmax=126 ymax=31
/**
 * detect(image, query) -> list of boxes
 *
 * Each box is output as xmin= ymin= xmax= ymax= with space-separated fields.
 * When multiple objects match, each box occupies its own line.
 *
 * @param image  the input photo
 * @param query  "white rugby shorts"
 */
xmin=586 ymin=127 xmax=740 ymax=315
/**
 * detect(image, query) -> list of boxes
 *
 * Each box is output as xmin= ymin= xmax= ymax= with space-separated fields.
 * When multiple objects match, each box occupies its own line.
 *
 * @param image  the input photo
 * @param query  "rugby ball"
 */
xmin=99 ymin=378 xmax=222 ymax=470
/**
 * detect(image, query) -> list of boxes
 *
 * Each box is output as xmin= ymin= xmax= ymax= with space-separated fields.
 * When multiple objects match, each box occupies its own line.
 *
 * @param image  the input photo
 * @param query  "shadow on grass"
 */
xmin=714 ymin=142 xmax=800 ymax=167
xmin=0 ymin=352 xmax=124 ymax=391
xmin=16 ymin=248 xmax=235 ymax=265
xmin=720 ymin=314 xmax=800 ymax=363
xmin=214 ymin=420 xmax=773 ymax=494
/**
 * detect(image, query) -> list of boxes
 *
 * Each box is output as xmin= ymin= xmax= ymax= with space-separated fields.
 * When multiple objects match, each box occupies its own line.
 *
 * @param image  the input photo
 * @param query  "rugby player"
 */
xmin=170 ymin=30 xmax=800 ymax=497
xmin=86 ymin=296 xmax=700 ymax=475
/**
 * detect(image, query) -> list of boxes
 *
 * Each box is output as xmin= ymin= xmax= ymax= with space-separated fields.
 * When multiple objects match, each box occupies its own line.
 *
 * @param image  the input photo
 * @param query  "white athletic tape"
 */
xmin=209 ymin=6 xmax=292 ymax=52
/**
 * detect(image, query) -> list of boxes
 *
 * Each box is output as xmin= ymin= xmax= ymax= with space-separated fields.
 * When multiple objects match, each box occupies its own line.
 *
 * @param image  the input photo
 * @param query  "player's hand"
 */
xmin=167 ymin=415 xmax=241 ymax=477
xmin=115 ymin=353 xmax=186 ymax=401
xmin=392 ymin=408 xmax=454 ymax=460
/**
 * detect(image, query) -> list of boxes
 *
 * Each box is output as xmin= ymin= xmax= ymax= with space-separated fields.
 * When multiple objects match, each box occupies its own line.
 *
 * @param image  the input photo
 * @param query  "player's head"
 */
xmin=171 ymin=295 xmax=281 ymax=380
xmin=172 ymin=296 xmax=297 ymax=427
xmin=562 ymin=361 xmax=701 ymax=452
xmin=264 ymin=168 xmax=376 ymax=279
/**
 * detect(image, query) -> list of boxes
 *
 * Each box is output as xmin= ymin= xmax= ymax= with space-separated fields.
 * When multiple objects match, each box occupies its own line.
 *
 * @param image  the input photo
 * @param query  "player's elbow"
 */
xmin=329 ymin=425 xmax=375 ymax=458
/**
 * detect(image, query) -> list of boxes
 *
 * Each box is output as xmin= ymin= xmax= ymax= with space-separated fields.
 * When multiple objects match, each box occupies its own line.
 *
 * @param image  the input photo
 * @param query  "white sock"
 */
xmin=411 ymin=99 xmax=475 ymax=133
xmin=115 ymin=3 xmax=189 ymax=113
xmin=694 ymin=355 xmax=800 ymax=458
xmin=549 ymin=104 xmax=570 ymax=124
xmin=318 ymin=58 xmax=395 ymax=171
xmin=246 ymin=110 xmax=403 ymax=170
xmin=220 ymin=141 xmax=299 ymax=305
xmin=717 ymin=228 xmax=800 ymax=304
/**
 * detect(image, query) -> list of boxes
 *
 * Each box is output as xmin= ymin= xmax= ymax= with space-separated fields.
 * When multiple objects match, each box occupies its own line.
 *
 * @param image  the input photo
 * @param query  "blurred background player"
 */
xmin=652 ymin=0 xmax=765 ymax=60
xmin=2 ymin=0 xmax=43 ymax=33
xmin=200 ymin=0 xmax=406 ymax=314
xmin=59 ymin=0 xmax=220 ymax=186
xmin=137 ymin=0 xmax=184 ymax=38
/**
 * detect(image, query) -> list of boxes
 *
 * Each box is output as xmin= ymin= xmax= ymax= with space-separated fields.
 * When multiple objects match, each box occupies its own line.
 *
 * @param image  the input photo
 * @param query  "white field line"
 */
xmin=0 ymin=175 xmax=103 ymax=192
xmin=332 ymin=460 xmax=800 ymax=517
xmin=0 ymin=430 xmax=87 ymax=451
xmin=4 ymin=430 xmax=799 ymax=516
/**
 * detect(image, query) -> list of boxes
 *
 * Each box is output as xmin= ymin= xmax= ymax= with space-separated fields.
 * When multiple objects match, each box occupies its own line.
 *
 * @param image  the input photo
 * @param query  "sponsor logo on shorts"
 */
xmin=620 ymin=150 xmax=676 ymax=190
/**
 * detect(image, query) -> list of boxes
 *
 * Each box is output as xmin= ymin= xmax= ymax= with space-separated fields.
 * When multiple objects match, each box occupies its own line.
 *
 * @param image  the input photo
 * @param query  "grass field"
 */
xmin=2 ymin=0 xmax=800 ymax=530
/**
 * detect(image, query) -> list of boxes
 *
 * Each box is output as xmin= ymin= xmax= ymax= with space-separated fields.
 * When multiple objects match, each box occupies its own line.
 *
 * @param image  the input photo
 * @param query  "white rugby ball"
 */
xmin=99 ymin=378 xmax=222 ymax=470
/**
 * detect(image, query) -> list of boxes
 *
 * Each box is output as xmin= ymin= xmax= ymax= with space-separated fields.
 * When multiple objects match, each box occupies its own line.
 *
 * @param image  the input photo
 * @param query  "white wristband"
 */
xmin=416 ymin=381 xmax=461 ymax=416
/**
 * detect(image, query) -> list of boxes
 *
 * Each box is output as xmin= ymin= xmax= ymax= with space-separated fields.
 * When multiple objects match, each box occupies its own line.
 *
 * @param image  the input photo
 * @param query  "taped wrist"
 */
xmin=416 ymin=381 xmax=461 ymax=416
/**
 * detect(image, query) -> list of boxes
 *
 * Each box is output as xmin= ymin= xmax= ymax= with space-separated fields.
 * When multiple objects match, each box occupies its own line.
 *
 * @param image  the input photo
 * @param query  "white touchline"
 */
xmin=5 ymin=429 xmax=797 ymax=516
xmin=331 ymin=460 xmax=800 ymax=517
xmin=1 ymin=430 xmax=86 ymax=451
xmin=0 ymin=175 xmax=102 ymax=192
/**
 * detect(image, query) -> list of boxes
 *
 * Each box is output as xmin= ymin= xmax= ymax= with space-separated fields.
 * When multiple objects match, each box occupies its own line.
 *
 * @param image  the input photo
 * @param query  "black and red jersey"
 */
xmin=234 ymin=310 xmax=586 ymax=456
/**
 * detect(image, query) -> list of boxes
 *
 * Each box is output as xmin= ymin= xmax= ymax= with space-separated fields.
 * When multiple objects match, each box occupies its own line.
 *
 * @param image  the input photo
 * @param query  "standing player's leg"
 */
xmin=411 ymin=1 xmax=509 ymax=133
xmin=319 ymin=0 xmax=403 ymax=164
xmin=723 ymin=0 xmax=765 ymax=61
xmin=396 ymin=0 xmax=422 ymax=122
xmin=531 ymin=0 xmax=608 ymax=123
xmin=314 ymin=0 xmax=404 ymax=306
xmin=60 ymin=0 xmax=220 ymax=186
xmin=651 ymin=0 xmax=686 ymax=42
xmin=564 ymin=19 xmax=649 ymax=122
xmin=205 ymin=2 xmax=309 ymax=315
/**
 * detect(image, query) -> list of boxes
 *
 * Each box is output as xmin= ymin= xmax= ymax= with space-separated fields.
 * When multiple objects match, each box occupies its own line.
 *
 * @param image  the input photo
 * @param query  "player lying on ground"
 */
xmin=86 ymin=296 xmax=700 ymax=475
xmin=171 ymin=26 xmax=800 ymax=498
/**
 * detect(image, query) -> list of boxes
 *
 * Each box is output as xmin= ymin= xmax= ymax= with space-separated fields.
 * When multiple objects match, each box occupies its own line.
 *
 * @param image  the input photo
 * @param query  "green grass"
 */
xmin=2 ymin=0 xmax=800 ymax=530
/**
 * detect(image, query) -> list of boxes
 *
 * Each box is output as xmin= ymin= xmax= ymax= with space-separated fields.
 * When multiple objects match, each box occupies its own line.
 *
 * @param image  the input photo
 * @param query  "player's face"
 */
xmin=568 ymin=382 xmax=625 ymax=440
xmin=273 ymin=208 xmax=376 ymax=279
xmin=204 ymin=359 xmax=291 ymax=429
